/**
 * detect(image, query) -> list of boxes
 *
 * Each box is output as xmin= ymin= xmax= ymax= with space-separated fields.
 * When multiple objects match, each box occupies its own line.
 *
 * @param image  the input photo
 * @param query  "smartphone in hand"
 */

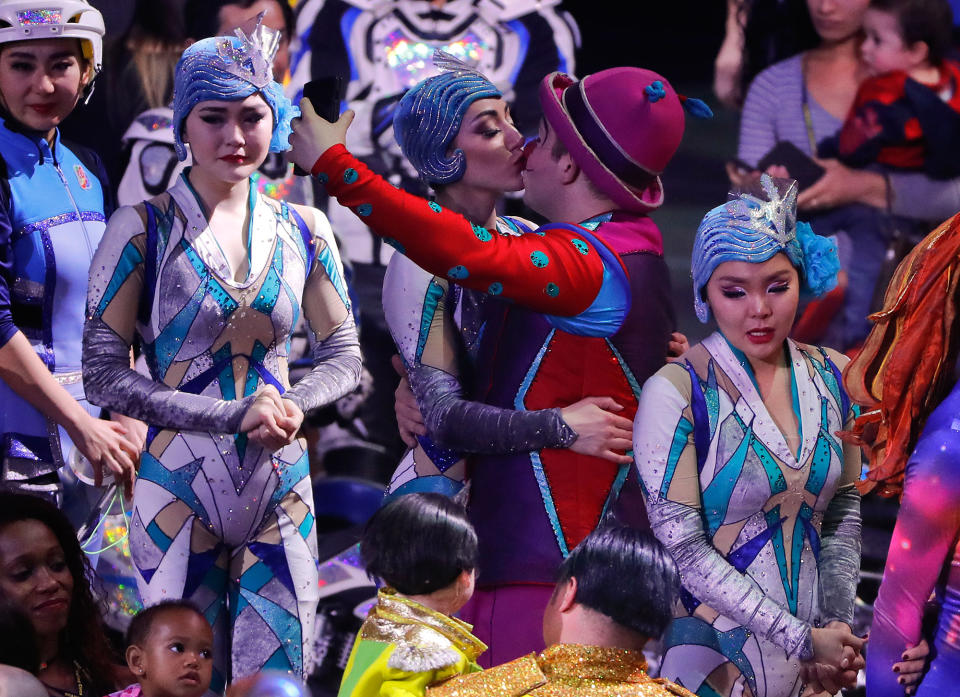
xmin=758 ymin=141 xmax=825 ymax=190
xmin=294 ymin=76 xmax=345 ymax=175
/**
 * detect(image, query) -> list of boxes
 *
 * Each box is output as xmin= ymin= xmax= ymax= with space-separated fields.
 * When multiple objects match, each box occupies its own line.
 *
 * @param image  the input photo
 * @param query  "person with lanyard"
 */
xmin=0 ymin=0 xmax=141 ymax=503
xmin=82 ymin=20 xmax=361 ymax=692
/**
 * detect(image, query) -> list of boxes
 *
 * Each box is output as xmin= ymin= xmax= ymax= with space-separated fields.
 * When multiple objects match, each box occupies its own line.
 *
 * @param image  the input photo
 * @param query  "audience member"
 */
xmin=0 ymin=493 xmax=121 ymax=696
xmin=427 ymin=527 xmax=694 ymax=697
xmin=733 ymin=0 xmax=960 ymax=349
xmin=338 ymin=493 xmax=485 ymax=697
xmin=107 ymin=601 xmax=213 ymax=697
xmin=809 ymin=0 xmax=960 ymax=346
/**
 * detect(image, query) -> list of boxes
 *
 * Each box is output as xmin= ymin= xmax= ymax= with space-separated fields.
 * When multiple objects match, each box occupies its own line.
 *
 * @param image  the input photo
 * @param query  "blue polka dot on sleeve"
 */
xmin=472 ymin=224 xmax=492 ymax=242
xmin=571 ymin=238 xmax=589 ymax=255
xmin=530 ymin=251 xmax=549 ymax=268
xmin=356 ymin=203 xmax=372 ymax=216
xmin=545 ymin=283 xmax=559 ymax=297
xmin=448 ymin=265 xmax=469 ymax=279
xmin=429 ymin=201 xmax=442 ymax=213
xmin=343 ymin=168 xmax=359 ymax=184
xmin=487 ymin=282 xmax=503 ymax=295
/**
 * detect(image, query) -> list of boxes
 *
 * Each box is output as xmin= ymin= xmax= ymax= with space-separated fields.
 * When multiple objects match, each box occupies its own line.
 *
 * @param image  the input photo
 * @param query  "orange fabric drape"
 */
xmin=842 ymin=212 xmax=960 ymax=497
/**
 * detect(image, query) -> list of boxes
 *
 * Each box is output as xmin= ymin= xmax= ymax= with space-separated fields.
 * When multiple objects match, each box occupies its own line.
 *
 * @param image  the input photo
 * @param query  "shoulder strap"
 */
xmin=818 ymin=346 xmax=851 ymax=421
xmin=682 ymin=358 xmax=711 ymax=474
xmin=137 ymin=202 xmax=159 ymax=325
xmin=286 ymin=203 xmax=314 ymax=276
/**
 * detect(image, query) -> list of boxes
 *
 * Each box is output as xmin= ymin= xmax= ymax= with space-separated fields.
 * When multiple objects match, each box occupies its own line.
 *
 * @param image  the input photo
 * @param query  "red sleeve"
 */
xmin=314 ymin=145 xmax=605 ymax=316
xmin=837 ymin=73 xmax=907 ymax=160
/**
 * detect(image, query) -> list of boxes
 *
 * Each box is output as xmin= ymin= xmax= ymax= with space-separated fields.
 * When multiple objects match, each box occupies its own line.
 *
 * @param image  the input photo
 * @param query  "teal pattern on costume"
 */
xmin=85 ymin=173 xmax=357 ymax=686
xmin=634 ymin=333 xmax=862 ymax=697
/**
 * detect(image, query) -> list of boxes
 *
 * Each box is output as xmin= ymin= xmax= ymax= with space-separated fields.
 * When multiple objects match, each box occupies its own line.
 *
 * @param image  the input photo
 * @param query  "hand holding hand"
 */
xmin=286 ymin=99 xmax=355 ymax=173
xmin=242 ymin=386 xmax=300 ymax=451
xmin=392 ymin=355 xmax=425 ymax=448
xmin=561 ymin=397 xmax=633 ymax=464
xmin=110 ymin=412 xmax=148 ymax=452
xmin=800 ymin=624 xmax=866 ymax=693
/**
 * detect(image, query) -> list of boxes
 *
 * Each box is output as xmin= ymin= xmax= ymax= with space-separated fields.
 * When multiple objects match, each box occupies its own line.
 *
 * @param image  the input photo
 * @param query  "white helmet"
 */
xmin=0 ymin=0 xmax=104 ymax=76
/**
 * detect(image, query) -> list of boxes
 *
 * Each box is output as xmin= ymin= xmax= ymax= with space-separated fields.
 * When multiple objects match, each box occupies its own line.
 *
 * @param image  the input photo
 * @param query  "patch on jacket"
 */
xmin=388 ymin=643 xmax=461 ymax=673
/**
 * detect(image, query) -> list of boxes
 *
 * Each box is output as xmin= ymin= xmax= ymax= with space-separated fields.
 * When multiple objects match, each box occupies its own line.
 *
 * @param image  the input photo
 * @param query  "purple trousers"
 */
xmin=458 ymin=584 xmax=554 ymax=668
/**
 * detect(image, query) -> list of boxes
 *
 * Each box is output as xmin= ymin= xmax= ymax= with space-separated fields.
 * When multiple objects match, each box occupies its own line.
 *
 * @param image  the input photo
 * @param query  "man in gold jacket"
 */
xmin=427 ymin=526 xmax=694 ymax=697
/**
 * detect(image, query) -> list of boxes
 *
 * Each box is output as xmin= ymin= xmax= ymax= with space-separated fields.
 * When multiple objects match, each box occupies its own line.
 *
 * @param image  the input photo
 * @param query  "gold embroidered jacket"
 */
xmin=427 ymin=644 xmax=695 ymax=697
xmin=337 ymin=589 xmax=487 ymax=697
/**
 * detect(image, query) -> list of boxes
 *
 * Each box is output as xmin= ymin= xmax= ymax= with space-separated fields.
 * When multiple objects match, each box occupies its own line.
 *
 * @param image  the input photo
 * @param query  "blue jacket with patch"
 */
xmin=0 ymin=115 xmax=111 ymax=475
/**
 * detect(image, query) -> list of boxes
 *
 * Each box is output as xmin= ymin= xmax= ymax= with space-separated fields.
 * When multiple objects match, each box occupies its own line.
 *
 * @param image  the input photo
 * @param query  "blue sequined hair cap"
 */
xmin=172 ymin=17 xmax=298 ymax=162
xmin=691 ymin=175 xmax=840 ymax=323
xmin=393 ymin=50 xmax=502 ymax=185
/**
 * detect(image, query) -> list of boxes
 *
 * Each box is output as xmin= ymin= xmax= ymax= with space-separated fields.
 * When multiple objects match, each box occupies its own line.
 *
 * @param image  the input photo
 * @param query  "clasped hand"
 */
xmin=799 ymin=622 xmax=866 ymax=695
xmin=239 ymin=386 xmax=303 ymax=452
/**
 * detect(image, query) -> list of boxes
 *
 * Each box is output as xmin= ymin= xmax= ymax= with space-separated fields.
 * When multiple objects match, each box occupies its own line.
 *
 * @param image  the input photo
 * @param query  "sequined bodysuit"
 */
xmin=83 ymin=173 xmax=361 ymax=688
xmin=633 ymin=334 xmax=862 ymax=697
xmin=867 ymin=378 xmax=960 ymax=696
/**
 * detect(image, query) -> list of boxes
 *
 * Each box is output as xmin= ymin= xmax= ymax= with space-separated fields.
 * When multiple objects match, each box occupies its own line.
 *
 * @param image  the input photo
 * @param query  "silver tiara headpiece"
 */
xmin=214 ymin=12 xmax=280 ymax=89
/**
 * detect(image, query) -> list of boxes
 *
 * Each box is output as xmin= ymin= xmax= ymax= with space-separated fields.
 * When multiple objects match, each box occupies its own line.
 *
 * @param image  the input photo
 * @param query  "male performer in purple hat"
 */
xmin=288 ymin=64 xmax=709 ymax=664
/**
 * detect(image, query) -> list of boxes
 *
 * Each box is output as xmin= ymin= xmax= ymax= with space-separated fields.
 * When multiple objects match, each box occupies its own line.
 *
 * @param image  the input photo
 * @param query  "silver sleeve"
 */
xmin=283 ymin=312 xmax=362 ymax=413
xmin=817 ymin=485 xmax=862 ymax=627
xmin=82 ymin=317 xmax=253 ymax=433
xmin=646 ymin=495 xmax=814 ymax=660
xmin=407 ymin=362 xmax=577 ymax=454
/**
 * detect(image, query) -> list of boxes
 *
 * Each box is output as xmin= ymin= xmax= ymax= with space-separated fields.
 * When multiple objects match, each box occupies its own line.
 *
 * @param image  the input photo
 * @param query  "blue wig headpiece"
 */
xmin=393 ymin=50 xmax=501 ymax=185
xmin=172 ymin=17 xmax=298 ymax=162
xmin=691 ymin=175 xmax=840 ymax=322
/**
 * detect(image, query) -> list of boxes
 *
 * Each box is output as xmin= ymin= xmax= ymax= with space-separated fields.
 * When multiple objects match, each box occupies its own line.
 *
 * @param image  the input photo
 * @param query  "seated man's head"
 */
xmin=542 ymin=526 xmax=679 ymax=650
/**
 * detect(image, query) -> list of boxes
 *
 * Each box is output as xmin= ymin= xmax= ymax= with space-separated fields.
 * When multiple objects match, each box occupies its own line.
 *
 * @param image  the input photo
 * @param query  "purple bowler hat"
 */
xmin=539 ymin=68 xmax=690 ymax=214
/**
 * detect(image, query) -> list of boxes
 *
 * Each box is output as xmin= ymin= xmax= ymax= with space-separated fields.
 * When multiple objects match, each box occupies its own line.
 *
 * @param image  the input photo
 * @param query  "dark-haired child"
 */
xmin=338 ymin=493 xmax=486 ymax=697
xmin=107 ymin=601 xmax=213 ymax=697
